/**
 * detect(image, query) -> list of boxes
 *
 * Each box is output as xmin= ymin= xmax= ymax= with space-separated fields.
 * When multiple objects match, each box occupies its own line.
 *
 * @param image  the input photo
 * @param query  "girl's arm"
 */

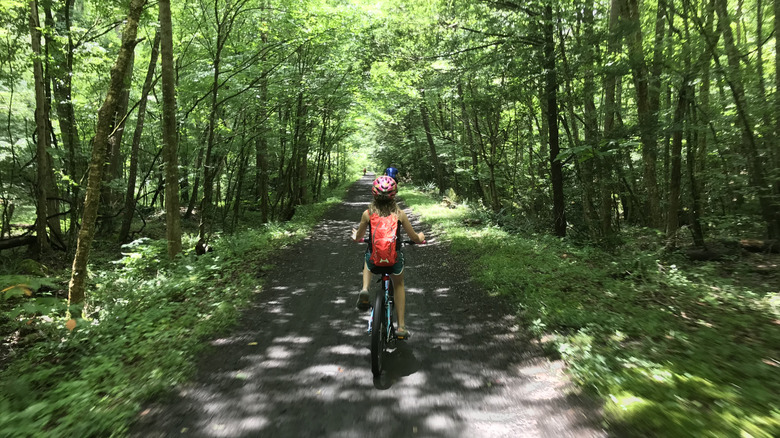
xmin=398 ymin=210 xmax=425 ymax=243
xmin=351 ymin=210 xmax=370 ymax=241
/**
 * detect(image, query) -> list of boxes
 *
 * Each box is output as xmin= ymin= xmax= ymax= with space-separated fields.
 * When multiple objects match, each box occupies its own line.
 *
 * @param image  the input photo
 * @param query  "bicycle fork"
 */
xmin=367 ymin=275 xmax=394 ymax=341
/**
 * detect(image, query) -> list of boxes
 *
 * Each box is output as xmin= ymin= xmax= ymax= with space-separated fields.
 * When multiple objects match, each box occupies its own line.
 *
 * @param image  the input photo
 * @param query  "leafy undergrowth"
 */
xmin=0 ymin=186 xmax=349 ymax=437
xmin=403 ymin=188 xmax=780 ymax=438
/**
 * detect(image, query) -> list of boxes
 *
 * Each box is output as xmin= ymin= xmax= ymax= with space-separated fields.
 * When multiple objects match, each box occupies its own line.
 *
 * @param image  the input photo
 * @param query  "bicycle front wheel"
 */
xmin=370 ymin=290 xmax=385 ymax=377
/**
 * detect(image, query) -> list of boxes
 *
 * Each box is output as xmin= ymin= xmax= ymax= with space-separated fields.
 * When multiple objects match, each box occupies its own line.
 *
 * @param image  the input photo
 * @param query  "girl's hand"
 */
xmin=417 ymin=232 xmax=425 ymax=243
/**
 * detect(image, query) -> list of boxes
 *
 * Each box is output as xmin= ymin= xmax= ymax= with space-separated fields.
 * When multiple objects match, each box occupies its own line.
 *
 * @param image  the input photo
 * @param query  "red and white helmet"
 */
xmin=372 ymin=175 xmax=397 ymax=199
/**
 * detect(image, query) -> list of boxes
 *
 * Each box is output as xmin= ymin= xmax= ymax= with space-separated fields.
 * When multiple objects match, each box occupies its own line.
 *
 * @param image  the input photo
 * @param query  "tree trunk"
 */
xmin=420 ymin=91 xmax=445 ymax=194
xmin=600 ymin=0 xmax=623 ymax=236
xmin=255 ymin=131 xmax=270 ymax=223
xmin=293 ymin=92 xmax=309 ymax=206
xmin=197 ymin=4 xmax=225 ymax=254
xmin=255 ymin=19 xmax=270 ymax=223
xmin=29 ymin=0 xmax=50 ymax=257
xmin=119 ymin=32 xmax=160 ymax=243
xmin=582 ymin=0 xmax=599 ymax=236
xmin=625 ymin=0 xmax=662 ymax=228
xmin=159 ymin=0 xmax=182 ymax=258
xmin=666 ymin=80 xmax=689 ymax=245
xmin=45 ymin=0 xmax=80 ymax=249
xmin=715 ymin=0 xmax=780 ymax=238
xmin=101 ymin=49 xmax=135 ymax=235
xmin=231 ymin=144 xmax=248 ymax=229
xmin=774 ymin=0 xmax=780 ymax=221
xmin=687 ymin=99 xmax=706 ymax=247
xmin=68 ymin=0 xmax=146 ymax=309
xmin=458 ymin=82 xmax=484 ymax=201
xmin=544 ymin=5 xmax=566 ymax=237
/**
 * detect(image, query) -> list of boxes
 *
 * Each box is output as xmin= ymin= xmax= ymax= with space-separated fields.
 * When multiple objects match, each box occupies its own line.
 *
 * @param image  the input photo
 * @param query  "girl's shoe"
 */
xmin=396 ymin=326 xmax=410 ymax=340
xmin=355 ymin=290 xmax=370 ymax=311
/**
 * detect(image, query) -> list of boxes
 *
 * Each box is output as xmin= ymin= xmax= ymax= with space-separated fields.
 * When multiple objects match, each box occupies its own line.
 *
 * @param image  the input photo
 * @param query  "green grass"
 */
xmin=403 ymin=188 xmax=780 ymax=438
xmin=0 ymin=183 xmax=352 ymax=437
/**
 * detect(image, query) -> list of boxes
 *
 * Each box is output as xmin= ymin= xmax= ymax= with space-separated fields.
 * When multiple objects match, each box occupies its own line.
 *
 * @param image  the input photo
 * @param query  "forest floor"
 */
xmin=129 ymin=174 xmax=606 ymax=438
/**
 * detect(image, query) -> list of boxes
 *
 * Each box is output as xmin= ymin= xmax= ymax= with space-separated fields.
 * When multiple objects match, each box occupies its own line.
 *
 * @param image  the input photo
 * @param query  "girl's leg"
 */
xmin=356 ymin=261 xmax=371 ymax=310
xmin=391 ymin=272 xmax=406 ymax=330
xmin=362 ymin=261 xmax=372 ymax=291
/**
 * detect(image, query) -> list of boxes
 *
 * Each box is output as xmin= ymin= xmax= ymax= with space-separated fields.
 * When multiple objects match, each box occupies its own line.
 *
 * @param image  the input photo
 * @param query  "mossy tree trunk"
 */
xmin=68 ymin=0 xmax=147 ymax=308
xmin=159 ymin=0 xmax=182 ymax=258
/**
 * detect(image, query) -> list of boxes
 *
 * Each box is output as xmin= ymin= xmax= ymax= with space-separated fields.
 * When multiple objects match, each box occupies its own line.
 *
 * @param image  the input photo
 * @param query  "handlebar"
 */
xmin=357 ymin=238 xmax=426 ymax=245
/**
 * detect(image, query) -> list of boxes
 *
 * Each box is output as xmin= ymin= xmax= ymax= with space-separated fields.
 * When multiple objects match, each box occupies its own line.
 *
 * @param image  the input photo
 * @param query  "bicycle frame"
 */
xmin=368 ymin=272 xmax=395 ymax=343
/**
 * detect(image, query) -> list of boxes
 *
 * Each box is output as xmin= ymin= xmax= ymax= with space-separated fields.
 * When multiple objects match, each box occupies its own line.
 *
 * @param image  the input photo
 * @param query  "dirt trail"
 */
xmin=130 ymin=175 xmax=606 ymax=437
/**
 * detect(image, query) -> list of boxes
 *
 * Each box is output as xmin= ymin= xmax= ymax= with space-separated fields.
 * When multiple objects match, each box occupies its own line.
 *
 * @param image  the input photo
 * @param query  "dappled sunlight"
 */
xmin=321 ymin=344 xmax=364 ymax=356
xmin=131 ymin=177 xmax=603 ymax=438
xmin=272 ymin=335 xmax=313 ymax=344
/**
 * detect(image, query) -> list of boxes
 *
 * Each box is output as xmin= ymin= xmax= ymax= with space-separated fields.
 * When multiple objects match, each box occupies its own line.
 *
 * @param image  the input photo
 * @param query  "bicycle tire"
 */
xmin=370 ymin=289 xmax=385 ymax=377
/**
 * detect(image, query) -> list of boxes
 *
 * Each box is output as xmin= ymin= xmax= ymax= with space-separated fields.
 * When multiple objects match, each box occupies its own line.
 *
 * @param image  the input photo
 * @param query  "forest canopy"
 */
xmin=1 ymin=0 xmax=778 ymax=267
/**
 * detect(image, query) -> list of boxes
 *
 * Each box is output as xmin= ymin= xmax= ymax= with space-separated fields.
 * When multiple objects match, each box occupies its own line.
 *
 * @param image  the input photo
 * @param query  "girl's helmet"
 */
xmin=372 ymin=176 xmax=397 ymax=199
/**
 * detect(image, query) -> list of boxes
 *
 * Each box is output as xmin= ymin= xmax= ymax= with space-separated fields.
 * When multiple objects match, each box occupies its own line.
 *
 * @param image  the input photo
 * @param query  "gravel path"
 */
xmin=130 ymin=174 xmax=606 ymax=437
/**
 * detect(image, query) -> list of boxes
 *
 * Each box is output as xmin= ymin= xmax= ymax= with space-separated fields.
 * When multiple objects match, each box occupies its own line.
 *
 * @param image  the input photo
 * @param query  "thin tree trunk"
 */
xmin=197 ymin=2 xmax=225 ymax=254
xmin=231 ymin=144 xmax=248 ymax=229
xmin=666 ymin=80 xmax=689 ymax=245
xmin=68 ymin=0 xmax=146 ymax=308
xmin=45 ymin=0 xmax=80 ymax=248
xmin=773 ymin=0 xmax=780 ymax=218
xmin=255 ymin=131 xmax=269 ymax=223
xmin=255 ymin=15 xmax=270 ymax=222
xmin=160 ymin=0 xmax=181 ymax=257
xmin=101 ymin=49 xmax=135 ymax=235
xmin=29 ymin=0 xmax=50 ymax=257
xmin=544 ymin=5 xmax=565 ymax=237
xmin=582 ymin=0 xmax=599 ymax=236
xmin=119 ymin=31 xmax=160 ymax=243
xmin=457 ymin=82 xmax=483 ymax=201
xmin=420 ymin=90 xmax=445 ymax=195
xmin=294 ymin=92 xmax=309 ymax=206
xmin=625 ymin=0 xmax=662 ymax=228
xmin=687 ymin=99 xmax=706 ymax=247
xmin=600 ymin=0 xmax=623 ymax=236
xmin=715 ymin=0 xmax=779 ymax=238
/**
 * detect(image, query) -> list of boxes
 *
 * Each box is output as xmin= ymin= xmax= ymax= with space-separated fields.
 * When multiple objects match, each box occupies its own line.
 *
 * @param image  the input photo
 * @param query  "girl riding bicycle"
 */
xmin=351 ymin=176 xmax=424 ymax=339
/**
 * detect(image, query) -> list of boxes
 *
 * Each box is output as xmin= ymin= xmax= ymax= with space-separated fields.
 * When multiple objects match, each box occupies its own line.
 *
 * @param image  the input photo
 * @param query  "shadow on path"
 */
xmin=130 ymin=175 xmax=605 ymax=438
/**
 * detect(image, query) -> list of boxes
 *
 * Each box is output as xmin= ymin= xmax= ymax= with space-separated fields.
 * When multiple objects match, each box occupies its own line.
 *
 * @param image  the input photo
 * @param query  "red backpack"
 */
xmin=369 ymin=212 xmax=400 ymax=266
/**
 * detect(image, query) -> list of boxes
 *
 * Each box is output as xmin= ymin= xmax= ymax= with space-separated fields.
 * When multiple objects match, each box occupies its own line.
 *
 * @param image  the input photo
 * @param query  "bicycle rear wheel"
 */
xmin=370 ymin=289 xmax=386 ymax=377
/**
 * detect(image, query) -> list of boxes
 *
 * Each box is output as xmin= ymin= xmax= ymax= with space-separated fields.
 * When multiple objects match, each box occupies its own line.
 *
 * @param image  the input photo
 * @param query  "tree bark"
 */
xmin=119 ymin=32 xmax=160 ymax=243
xmin=715 ymin=0 xmax=780 ymax=238
xmin=457 ymin=82 xmax=485 ymax=202
xmin=29 ymin=0 xmax=50 ymax=257
xmin=159 ymin=0 xmax=182 ymax=258
xmin=625 ymin=0 xmax=662 ymax=228
xmin=600 ymin=0 xmax=623 ymax=236
xmin=582 ymin=0 xmax=599 ymax=236
xmin=420 ymin=90 xmax=445 ymax=195
xmin=44 ymin=0 xmax=80 ymax=248
xmin=68 ymin=0 xmax=146 ymax=308
xmin=774 ymin=0 xmax=780 ymax=220
xmin=544 ymin=5 xmax=565 ymax=237
xmin=197 ymin=0 xmax=234 ymax=253
xmin=255 ymin=17 xmax=270 ymax=223
xmin=666 ymin=80 xmax=689 ymax=244
xmin=101 ymin=46 xmax=135 ymax=236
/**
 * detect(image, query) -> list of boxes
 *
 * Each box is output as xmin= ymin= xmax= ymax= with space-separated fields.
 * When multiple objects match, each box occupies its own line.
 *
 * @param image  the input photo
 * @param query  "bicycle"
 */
xmin=359 ymin=238 xmax=422 ymax=377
